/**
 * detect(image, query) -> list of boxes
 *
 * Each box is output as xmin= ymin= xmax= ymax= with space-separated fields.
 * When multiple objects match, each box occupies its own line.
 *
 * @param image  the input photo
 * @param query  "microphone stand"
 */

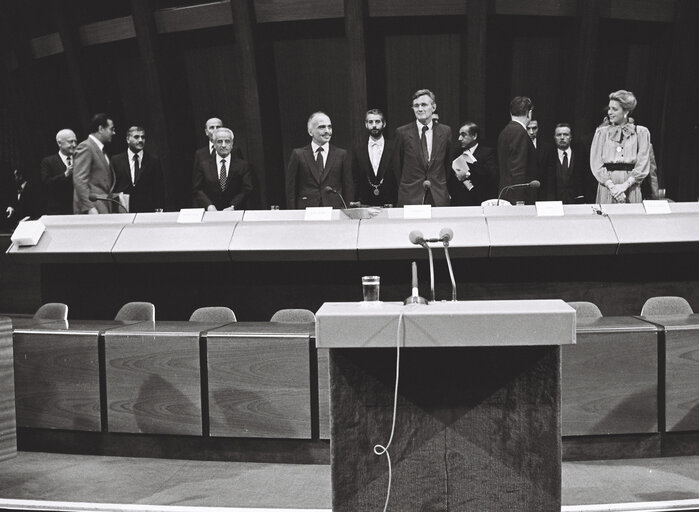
xmin=325 ymin=186 xmax=348 ymax=209
xmin=442 ymin=239 xmax=457 ymax=301
xmin=91 ymin=196 xmax=128 ymax=213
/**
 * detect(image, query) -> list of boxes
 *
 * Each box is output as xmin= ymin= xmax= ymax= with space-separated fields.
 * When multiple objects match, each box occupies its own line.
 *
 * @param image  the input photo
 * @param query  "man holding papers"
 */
xmin=447 ymin=121 xmax=498 ymax=206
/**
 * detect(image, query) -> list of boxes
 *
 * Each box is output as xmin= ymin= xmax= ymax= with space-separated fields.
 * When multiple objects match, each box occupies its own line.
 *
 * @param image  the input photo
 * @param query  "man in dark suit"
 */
xmin=394 ymin=89 xmax=453 ymax=206
xmin=73 ymin=113 xmax=116 ymax=214
xmin=352 ymin=109 xmax=397 ymax=206
xmin=497 ymin=96 xmax=539 ymax=204
xmin=447 ymin=121 xmax=498 ymax=206
xmin=192 ymin=127 xmax=253 ymax=210
xmin=112 ymin=126 xmax=164 ymax=213
xmin=192 ymin=117 xmax=244 ymax=182
xmin=541 ymin=123 xmax=585 ymax=203
xmin=285 ymin=111 xmax=353 ymax=209
xmin=40 ymin=128 xmax=76 ymax=215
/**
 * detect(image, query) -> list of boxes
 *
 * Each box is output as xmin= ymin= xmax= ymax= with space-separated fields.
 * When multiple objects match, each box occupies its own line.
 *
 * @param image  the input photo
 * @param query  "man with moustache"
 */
xmin=541 ymin=123 xmax=585 ymax=203
xmin=393 ymin=89 xmax=453 ymax=206
xmin=352 ymin=109 xmax=397 ymax=206
xmin=40 ymin=128 xmax=77 ymax=215
xmin=447 ymin=121 xmax=498 ymax=206
xmin=111 ymin=126 xmax=164 ymax=212
xmin=73 ymin=113 xmax=116 ymax=214
xmin=285 ymin=111 xmax=353 ymax=209
xmin=192 ymin=127 xmax=253 ymax=210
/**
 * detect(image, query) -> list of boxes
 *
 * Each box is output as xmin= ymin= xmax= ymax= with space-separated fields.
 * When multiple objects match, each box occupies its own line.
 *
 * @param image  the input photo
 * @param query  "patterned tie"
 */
xmin=132 ymin=153 xmax=140 ymax=185
xmin=420 ymin=125 xmax=429 ymax=163
xmin=316 ymin=147 xmax=324 ymax=174
xmin=219 ymin=159 xmax=227 ymax=190
xmin=66 ymin=156 xmax=72 ymax=167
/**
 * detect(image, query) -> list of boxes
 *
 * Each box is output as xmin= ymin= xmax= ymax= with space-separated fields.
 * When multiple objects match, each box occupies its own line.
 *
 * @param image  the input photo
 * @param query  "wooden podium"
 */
xmin=316 ymin=300 xmax=575 ymax=511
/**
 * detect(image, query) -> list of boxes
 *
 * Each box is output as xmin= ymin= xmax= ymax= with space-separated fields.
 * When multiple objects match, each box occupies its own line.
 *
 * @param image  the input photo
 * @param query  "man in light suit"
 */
xmin=352 ymin=109 xmax=397 ymax=206
xmin=112 ymin=126 xmax=165 ymax=213
xmin=447 ymin=121 xmax=498 ymax=206
xmin=497 ymin=96 xmax=539 ymax=204
xmin=41 ymin=128 xmax=77 ymax=215
xmin=192 ymin=127 xmax=253 ymax=210
xmin=73 ymin=113 xmax=116 ymax=214
xmin=285 ymin=111 xmax=353 ymax=209
xmin=393 ymin=89 xmax=453 ymax=206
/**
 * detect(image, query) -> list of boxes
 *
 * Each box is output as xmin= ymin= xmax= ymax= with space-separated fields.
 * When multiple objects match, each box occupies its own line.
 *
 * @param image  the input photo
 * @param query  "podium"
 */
xmin=316 ymin=300 xmax=575 ymax=511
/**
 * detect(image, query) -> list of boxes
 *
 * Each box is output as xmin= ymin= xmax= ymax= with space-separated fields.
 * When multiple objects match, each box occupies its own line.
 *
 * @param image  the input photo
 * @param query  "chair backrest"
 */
xmin=270 ymin=308 xmax=316 ymax=323
xmin=189 ymin=307 xmax=237 ymax=323
xmin=567 ymin=301 xmax=603 ymax=319
xmin=641 ymin=296 xmax=694 ymax=316
xmin=33 ymin=302 xmax=68 ymax=320
xmin=115 ymin=302 xmax=155 ymax=321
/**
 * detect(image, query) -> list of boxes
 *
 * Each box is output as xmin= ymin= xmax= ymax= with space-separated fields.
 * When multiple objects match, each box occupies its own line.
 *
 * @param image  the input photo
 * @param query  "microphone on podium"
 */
xmin=404 ymin=261 xmax=428 ymax=305
xmin=89 ymin=193 xmax=128 ymax=213
xmin=496 ymin=180 xmax=540 ymax=206
xmin=324 ymin=186 xmax=348 ymax=209
xmin=438 ymin=227 xmax=457 ymax=301
xmin=409 ymin=230 xmax=435 ymax=302
xmin=421 ymin=180 xmax=432 ymax=205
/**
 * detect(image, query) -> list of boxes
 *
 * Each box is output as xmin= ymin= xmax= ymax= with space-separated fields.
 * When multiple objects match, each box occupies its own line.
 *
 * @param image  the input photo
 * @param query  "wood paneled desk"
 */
xmin=0 ymin=317 xmax=15 ymax=461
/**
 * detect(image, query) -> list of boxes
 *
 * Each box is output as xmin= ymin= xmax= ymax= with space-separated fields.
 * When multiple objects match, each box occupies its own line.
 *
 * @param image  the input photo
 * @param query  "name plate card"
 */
xmin=403 ymin=204 xmax=432 ymax=219
xmin=177 ymin=208 xmax=205 ymax=223
xmin=304 ymin=207 xmax=333 ymax=221
xmin=535 ymin=201 xmax=564 ymax=217
xmin=643 ymin=200 xmax=671 ymax=215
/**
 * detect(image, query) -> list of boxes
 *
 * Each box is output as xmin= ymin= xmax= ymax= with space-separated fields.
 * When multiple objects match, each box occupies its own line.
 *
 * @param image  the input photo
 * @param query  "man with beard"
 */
xmin=112 ymin=126 xmax=165 ymax=212
xmin=352 ymin=109 xmax=397 ymax=206
xmin=447 ymin=121 xmax=498 ymax=206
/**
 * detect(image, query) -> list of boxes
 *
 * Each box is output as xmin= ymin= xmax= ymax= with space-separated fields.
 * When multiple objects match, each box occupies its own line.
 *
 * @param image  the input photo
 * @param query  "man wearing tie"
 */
xmin=285 ymin=111 xmax=353 ymax=209
xmin=40 ymin=128 xmax=77 ymax=215
xmin=447 ymin=121 xmax=498 ymax=206
xmin=352 ymin=109 xmax=397 ymax=206
xmin=393 ymin=89 xmax=453 ymax=206
xmin=111 ymin=126 xmax=164 ymax=212
xmin=73 ymin=113 xmax=116 ymax=214
xmin=192 ymin=117 xmax=243 ymax=180
xmin=192 ymin=127 xmax=253 ymax=211
xmin=541 ymin=123 xmax=584 ymax=203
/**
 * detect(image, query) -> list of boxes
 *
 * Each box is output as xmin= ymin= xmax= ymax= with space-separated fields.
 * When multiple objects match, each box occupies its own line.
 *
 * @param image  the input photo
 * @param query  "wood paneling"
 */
xmin=78 ymin=16 xmax=136 ymax=46
xmin=369 ymin=0 xmax=465 ymax=17
xmin=255 ymin=0 xmax=344 ymax=23
xmin=13 ymin=331 xmax=100 ymax=431
xmin=207 ymin=335 xmax=312 ymax=438
xmin=496 ymin=0 xmax=577 ymax=17
xmin=154 ymin=2 xmax=233 ymax=34
xmin=317 ymin=347 xmax=330 ymax=439
xmin=105 ymin=333 xmax=202 ymax=435
xmin=665 ymin=328 xmax=699 ymax=431
xmin=601 ymin=0 xmax=675 ymax=22
xmin=0 ymin=318 xmax=15 ymax=461
xmin=345 ymin=0 xmax=369 ymax=153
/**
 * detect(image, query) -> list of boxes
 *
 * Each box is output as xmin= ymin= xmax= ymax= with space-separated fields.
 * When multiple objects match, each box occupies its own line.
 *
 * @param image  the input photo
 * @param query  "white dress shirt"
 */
xmin=127 ymin=149 xmax=142 ymax=185
xmin=558 ymin=147 xmax=571 ymax=165
xmin=311 ymin=141 xmax=329 ymax=167
xmin=416 ymin=120 xmax=434 ymax=160
xmin=216 ymin=154 xmax=230 ymax=179
xmin=368 ymin=136 xmax=385 ymax=175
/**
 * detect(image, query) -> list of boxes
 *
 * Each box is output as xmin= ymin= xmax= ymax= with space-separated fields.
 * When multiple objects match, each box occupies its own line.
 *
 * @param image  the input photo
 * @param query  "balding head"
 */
xmin=205 ymin=117 xmax=223 ymax=142
xmin=56 ymin=129 xmax=77 ymax=156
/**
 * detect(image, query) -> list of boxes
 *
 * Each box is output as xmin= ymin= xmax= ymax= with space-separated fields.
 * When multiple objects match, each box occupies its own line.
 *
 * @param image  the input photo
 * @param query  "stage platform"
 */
xmin=0 ymin=452 xmax=697 ymax=512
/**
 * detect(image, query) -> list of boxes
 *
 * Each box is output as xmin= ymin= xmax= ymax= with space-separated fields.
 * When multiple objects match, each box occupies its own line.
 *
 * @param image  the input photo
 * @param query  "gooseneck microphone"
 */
xmin=89 ymin=193 xmax=128 ymax=213
xmin=409 ymin=230 xmax=435 ymax=302
xmin=421 ymin=180 xmax=432 ymax=205
xmin=404 ymin=261 xmax=428 ymax=305
xmin=439 ymin=227 xmax=457 ymax=301
xmin=496 ymin=180 xmax=540 ymax=206
xmin=324 ymin=186 xmax=348 ymax=209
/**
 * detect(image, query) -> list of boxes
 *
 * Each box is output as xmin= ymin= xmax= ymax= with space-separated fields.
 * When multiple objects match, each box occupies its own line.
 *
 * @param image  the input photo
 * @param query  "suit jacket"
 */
xmin=40 ymin=153 xmax=73 ymax=215
xmin=112 ymin=151 xmax=165 ymax=213
xmin=192 ymin=144 xmax=244 ymax=179
xmin=192 ymin=155 xmax=253 ymax=210
xmin=447 ymin=144 xmax=499 ymax=206
xmin=541 ymin=146 xmax=585 ymax=204
xmin=393 ymin=122 xmax=453 ymax=206
xmin=352 ymin=138 xmax=397 ymax=206
xmin=73 ymin=136 xmax=115 ymax=214
xmin=497 ymin=121 xmax=539 ymax=204
xmin=285 ymin=144 xmax=354 ymax=209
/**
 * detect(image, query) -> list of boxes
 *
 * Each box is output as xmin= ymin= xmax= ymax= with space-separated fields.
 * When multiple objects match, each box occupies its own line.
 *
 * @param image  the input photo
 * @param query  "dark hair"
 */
xmin=88 ymin=113 xmax=111 ymax=134
xmin=365 ymin=108 xmax=385 ymax=121
xmin=554 ymin=123 xmax=572 ymax=133
xmin=412 ymin=89 xmax=436 ymax=104
xmin=459 ymin=121 xmax=480 ymax=139
xmin=509 ymin=96 xmax=533 ymax=117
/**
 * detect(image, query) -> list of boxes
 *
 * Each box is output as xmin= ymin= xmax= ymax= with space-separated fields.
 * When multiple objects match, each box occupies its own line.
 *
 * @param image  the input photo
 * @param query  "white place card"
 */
xmin=11 ymin=219 xmax=45 ymax=246
xmin=177 ymin=208 xmax=205 ymax=223
xmin=643 ymin=200 xmax=671 ymax=215
xmin=403 ymin=204 xmax=432 ymax=219
xmin=535 ymin=201 xmax=564 ymax=217
xmin=304 ymin=206 xmax=333 ymax=221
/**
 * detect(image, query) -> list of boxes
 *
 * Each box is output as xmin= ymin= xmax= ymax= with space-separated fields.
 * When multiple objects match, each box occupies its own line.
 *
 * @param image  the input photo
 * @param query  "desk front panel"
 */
xmin=610 ymin=212 xmax=699 ymax=254
xmin=665 ymin=323 xmax=699 ymax=432
xmin=0 ymin=318 xmax=15 ymax=460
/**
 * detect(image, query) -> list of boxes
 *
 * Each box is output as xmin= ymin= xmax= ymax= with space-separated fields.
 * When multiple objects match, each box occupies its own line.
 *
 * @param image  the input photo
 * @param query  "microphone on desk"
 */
xmin=438 ymin=227 xmax=457 ymax=301
xmin=496 ymin=180 xmax=540 ymax=206
xmin=422 ymin=180 xmax=432 ymax=205
xmin=324 ymin=186 xmax=348 ymax=209
xmin=89 ymin=193 xmax=128 ymax=213
xmin=409 ymin=230 xmax=435 ymax=302
xmin=404 ymin=261 xmax=428 ymax=305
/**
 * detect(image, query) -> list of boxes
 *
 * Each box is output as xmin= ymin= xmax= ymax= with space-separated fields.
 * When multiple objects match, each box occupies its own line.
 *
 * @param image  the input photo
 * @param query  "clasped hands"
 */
xmin=607 ymin=181 xmax=629 ymax=203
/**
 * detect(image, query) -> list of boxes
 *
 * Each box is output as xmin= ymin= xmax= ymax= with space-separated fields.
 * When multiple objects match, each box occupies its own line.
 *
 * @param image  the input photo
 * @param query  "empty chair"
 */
xmin=641 ymin=296 xmax=694 ymax=316
xmin=33 ymin=303 xmax=68 ymax=320
xmin=115 ymin=302 xmax=155 ymax=321
xmin=270 ymin=308 xmax=316 ymax=323
xmin=567 ymin=301 xmax=603 ymax=319
xmin=189 ymin=306 xmax=237 ymax=323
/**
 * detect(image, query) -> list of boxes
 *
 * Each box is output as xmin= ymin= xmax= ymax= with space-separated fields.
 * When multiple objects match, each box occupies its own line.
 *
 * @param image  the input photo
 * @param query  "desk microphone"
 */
xmin=496 ymin=180 xmax=540 ymax=206
xmin=404 ymin=261 xmax=428 ymax=305
xmin=324 ymin=186 xmax=348 ymax=209
xmin=89 ymin=193 xmax=128 ymax=213
xmin=438 ymin=227 xmax=457 ymax=301
xmin=422 ymin=180 xmax=432 ymax=205
xmin=409 ymin=230 xmax=435 ymax=302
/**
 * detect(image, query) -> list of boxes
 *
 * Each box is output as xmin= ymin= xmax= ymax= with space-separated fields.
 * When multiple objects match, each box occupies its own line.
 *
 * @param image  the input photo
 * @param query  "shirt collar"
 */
xmin=59 ymin=152 xmax=71 ymax=164
xmin=465 ymin=142 xmax=478 ymax=155
xmin=209 ymin=142 xmax=215 ymax=153
xmin=311 ymin=141 xmax=329 ymax=154
xmin=368 ymin=136 xmax=384 ymax=147
xmin=216 ymin=153 xmax=229 ymax=165
xmin=557 ymin=147 xmax=571 ymax=156
xmin=416 ymin=120 xmax=433 ymax=133
xmin=127 ymin=148 xmax=142 ymax=161
xmin=512 ymin=119 xmax=528 ymax=132
xmin=89 ymin=134 xmax=104 ymax=151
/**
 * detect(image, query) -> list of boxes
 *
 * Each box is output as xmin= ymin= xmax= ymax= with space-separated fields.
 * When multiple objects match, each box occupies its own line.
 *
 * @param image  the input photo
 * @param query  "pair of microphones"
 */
xmin=408 ymin=227 xmax=456 ymax=303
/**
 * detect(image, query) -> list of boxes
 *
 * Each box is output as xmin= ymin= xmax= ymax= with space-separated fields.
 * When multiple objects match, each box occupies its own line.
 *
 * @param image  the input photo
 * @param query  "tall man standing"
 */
xmin=73 ymin=113 xmax=116 ymax=214
xmin=352 ymin=109 xmax=397 ymax=206
xmin=285 ymin=111 xmax=353 ymax=209
xmin=394 ymin=89 xmax=453 ymax=206
xmin=541 ymin=123 xmax=584 ymax=203
xmin=41 ymin=128 xmax=77 ymax=215
xmin=497 ymin=96 xmax=539 ymax=204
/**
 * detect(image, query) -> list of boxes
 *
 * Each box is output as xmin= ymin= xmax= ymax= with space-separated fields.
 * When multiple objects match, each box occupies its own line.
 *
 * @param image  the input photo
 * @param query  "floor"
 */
xmin=0 ymin=452 xmax=697 ymax=511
